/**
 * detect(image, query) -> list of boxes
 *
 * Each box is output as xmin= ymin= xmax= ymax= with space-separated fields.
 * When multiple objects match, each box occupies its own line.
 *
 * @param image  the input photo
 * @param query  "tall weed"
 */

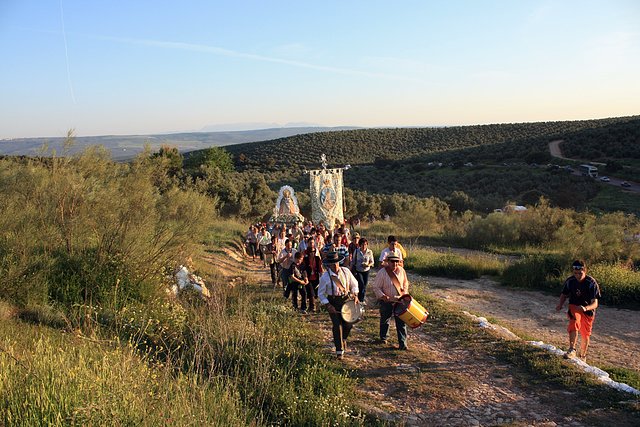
xmin=406 ymin=248 xmax=506 ymax=279
xmin=501 ymin=254 xmax=568 ymax=291
xmin=0 ymin=321 xmax=247 ymax=426
xmin=0 ymin=148 xmax=216 ymax=311
xmin=589 ymin=263 xmax=640 ymax=307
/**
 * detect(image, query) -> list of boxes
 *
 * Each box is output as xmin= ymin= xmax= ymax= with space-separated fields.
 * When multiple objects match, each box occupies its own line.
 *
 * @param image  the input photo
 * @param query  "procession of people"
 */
xmin=245 ymin=218 xmax=421 ymax=359
xmin=245 ymin=219 xmax=603 ymax=365
xmin=242 ymin=176 xmax=602 ymax=363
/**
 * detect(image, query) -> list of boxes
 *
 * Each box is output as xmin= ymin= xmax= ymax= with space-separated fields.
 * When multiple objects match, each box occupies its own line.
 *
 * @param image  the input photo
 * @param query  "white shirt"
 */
xmin=277 ymin=248 xmax=296 ymax=269
xmin=257 ymin=231 xmax=272 ymax=246
xmin=379 ymin=247 xmax=403 ymax=263
xmin=317 ymin=266 xmax=359 ymax=305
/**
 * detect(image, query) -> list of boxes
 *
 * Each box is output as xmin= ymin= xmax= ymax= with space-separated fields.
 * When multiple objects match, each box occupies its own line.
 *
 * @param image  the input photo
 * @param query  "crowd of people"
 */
xmin=246 ymin=222 xmax=602 ymax=363
xmin=246 ymin=221 xmax=414 ymax=358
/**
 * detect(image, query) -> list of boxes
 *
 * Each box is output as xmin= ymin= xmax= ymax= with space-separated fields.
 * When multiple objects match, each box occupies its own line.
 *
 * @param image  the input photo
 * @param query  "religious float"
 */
xmin=271 ymin=185 xmax=305 ymax=225
xmin=270 ymin=154 xmax=350 ymax=230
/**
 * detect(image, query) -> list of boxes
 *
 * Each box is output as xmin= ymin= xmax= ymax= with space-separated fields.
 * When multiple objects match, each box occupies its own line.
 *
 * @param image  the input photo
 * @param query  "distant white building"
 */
xmin=502 ymin=205 xmax=527 ymax=213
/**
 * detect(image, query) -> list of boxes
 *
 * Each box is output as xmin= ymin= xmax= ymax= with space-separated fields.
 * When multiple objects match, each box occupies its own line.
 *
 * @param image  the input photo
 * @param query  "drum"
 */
xmin=341 ymin=300 xmax=365 ymax=324
xmin=393 ymin=294 xmax=428 ymax=329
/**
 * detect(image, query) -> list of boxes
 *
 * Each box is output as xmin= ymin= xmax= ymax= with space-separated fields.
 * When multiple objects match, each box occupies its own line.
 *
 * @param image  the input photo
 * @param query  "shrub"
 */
xmin=465 ymin=212 xmax=521 ymax=248
xmin=406 ymin=248 xmax=506 ymax=279
xmin=553 ymin=211 xmax=640 ymax=263
xmin=588 ymin=263 xmax=640 ymax=307
xmin=0 ymin=147 xmax=216 ymax=312
xmin=501 ymin=254 xmax=569 ymax=291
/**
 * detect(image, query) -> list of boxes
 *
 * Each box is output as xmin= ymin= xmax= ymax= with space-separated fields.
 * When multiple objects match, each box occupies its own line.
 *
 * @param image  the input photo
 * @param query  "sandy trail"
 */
xmin=423 ymin=274 xmax=640 ymax=372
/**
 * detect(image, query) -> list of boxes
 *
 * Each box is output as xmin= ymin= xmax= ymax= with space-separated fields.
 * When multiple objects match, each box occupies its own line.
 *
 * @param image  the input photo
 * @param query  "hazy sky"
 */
xmin=1 ymin=0 xmax=639 ymax=138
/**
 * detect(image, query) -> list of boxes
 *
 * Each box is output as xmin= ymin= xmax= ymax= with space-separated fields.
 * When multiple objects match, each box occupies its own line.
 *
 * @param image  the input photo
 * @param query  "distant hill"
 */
xmin=0 ymin=126 xmax=359 ymax=161
xmin=215 ymin=115 xmax=640 ymax=215
xmin=224 ymin=116 xmax=640 ymax=170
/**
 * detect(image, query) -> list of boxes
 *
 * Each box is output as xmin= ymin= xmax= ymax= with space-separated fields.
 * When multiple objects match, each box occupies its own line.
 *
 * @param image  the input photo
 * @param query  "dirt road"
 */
xmin=424 ymin=274 xmax=640 ymax=373
xmin=549 ymin=139 xmax=570 ymax=160
xmin=207 ymin=246 xmax=639 ymax=426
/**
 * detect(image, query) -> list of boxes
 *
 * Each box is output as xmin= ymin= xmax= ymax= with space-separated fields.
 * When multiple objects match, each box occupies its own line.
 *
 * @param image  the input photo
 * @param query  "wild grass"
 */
xmin=356 ymin=222 xmax=399 ymax=245
xmin=588 ymin=185 xmax=640 ymax=215
xmin=601 ymin=366 xmax=640 ymax=390
xmin=178 ymin=293 xmax=367 ymax=426
xmin=0 ymin=281 xmax=371 ymax=426
xmin=0 ymin=320 xmax=248 ymax=426
xmin=204 ymin=219 xmax=247 ymax=247
xmin=404 ymin=248 xmax=506 ymax=279
xmin=589 ymin=263 xmax=640 ymax=307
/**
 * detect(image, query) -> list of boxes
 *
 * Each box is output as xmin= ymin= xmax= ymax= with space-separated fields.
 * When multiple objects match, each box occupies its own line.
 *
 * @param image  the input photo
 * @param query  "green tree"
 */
xmin=446 ymin=190 xmax=476 ymax=213
xmin=184 ymin=147 xmax=234 ymax=172
xmin=152 ymin=145 xmax=183 ymax=175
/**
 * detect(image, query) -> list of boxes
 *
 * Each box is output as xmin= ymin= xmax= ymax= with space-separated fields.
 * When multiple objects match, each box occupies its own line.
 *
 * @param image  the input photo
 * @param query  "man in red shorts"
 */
xmin=555 ymin=260 xmax=602 ymax=361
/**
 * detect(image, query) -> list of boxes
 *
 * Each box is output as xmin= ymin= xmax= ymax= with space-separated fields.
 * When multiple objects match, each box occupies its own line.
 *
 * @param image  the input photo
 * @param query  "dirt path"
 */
xmin=549 ymin=139 xmax=569 ymax=160
xmin=204 ymin=246 xmax=638 ymax=426
xmin=424 ymin=275 xmax=640 ymax=373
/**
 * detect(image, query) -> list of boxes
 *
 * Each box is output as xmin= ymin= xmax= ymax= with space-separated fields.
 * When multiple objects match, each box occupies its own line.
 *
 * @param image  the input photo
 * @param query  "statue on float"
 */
xmin=271 ymin=185 xmax=304 ymax=224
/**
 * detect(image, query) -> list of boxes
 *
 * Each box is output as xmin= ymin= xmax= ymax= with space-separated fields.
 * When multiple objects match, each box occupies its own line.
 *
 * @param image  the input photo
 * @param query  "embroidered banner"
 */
xmin=309 ymin=168 xmax=344 ymax=229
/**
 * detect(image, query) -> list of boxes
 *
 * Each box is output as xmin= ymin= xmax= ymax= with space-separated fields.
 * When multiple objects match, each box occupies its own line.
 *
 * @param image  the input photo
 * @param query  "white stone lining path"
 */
xmin=463 ymin=311 xmax=640 ymax=396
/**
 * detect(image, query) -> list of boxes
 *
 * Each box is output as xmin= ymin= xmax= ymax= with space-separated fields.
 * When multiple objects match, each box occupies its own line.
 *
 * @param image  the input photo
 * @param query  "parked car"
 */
xmin=621 ymin=181 xmax=631 ymax=187
xmin=600 ymin=176 xmax=610 ymax=182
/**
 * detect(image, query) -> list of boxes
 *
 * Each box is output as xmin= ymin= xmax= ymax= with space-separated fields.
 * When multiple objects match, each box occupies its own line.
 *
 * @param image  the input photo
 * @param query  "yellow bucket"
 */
xmin=394 ymin=294 xmax=428 ymax=329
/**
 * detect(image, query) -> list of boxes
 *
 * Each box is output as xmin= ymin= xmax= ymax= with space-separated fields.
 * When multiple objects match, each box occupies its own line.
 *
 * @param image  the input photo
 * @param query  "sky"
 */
xmin=1 ymin=0 xmax=639 ymax=139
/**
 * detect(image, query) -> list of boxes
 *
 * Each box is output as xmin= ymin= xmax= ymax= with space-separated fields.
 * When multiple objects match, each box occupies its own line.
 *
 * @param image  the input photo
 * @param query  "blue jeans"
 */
xmin=354 ymin=270 xmax=369 ymax=302
xmin=281 ymin=268 xmax=291 ymax=295
xmin=380 ymin=301 xmax=407 ymax=348
xmin=290 ymin=282 xmax=307 ymax=310
xmin=328 ymin=295 xmax=352 ymax=352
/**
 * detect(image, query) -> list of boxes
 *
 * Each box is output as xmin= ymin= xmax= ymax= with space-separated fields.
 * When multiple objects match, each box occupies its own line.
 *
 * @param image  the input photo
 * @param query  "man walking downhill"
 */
xmin=317 ymin=251 xmax=359 ymax=359
xmin=556 ymin=260 xmax=601 ymax=362
xmin=373 ymin=253 xmax=410 ymax=350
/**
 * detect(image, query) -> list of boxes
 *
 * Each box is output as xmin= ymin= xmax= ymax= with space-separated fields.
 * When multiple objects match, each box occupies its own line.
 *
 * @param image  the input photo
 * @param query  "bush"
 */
xmin=465 ymin=212 xmax=521 ymax=248
xmin=501 ymin=254 xmax=569 ymax=291
xmin=0 ymin=147 xmax=216 ymax=312
xmin=406 ymin=248 xmax=506 ymax=279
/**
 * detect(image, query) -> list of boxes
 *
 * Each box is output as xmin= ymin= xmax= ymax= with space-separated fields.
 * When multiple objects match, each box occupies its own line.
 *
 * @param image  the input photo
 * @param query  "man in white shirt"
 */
xmin=373 ymin=253 xmax=409 ymax=350
xmin=317 ymin=251 xmax=359 ymax=359
xmin=257 ymin=227 xmax=272 ymax=268
xmin=379 ymin=235 xmax=404 ymax=267
xmin=277 ymin=239 xmax=297 ymax=296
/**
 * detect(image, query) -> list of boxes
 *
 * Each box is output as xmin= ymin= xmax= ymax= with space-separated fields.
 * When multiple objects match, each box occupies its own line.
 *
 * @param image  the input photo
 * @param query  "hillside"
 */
xmin=225 ymin=116 xmax=640 ymax=170
xmin=216 ymin=116 xmax=640 ymax=214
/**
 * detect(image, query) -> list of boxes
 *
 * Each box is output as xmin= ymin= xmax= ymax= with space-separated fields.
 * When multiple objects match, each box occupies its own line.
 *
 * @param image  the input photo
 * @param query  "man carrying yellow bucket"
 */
xmin=372 ymin=253 xmax=410 ymax=350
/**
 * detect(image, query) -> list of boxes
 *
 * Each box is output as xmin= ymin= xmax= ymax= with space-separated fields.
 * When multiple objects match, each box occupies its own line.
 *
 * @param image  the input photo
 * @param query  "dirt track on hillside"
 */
xmin=549 ymin=140 xmax=569 ymax=160
xmin=204 ymin=247 xmax=639 ymax=426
